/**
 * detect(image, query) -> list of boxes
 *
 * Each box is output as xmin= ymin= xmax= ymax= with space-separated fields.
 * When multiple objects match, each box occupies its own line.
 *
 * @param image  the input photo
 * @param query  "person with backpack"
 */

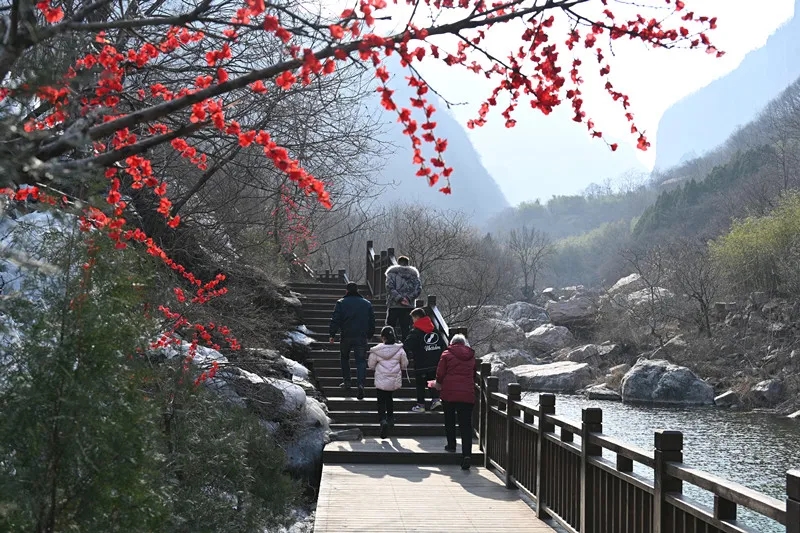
xmin=329 ymin=282 xmax=375 ymax=400
xmin=368 ymin=326 xmax=409 ymax=439
xmin=403 ymin=308 xmax=446 ymax=413
xmin=434 ymin=333 xmax=478 ymax=470
xmin=385 ymin=256 xmax=422 ymax=341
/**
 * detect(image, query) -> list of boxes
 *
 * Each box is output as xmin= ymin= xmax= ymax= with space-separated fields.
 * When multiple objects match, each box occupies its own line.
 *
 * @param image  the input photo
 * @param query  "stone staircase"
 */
xmin=289 ymin=280 xmax=484 ymax=466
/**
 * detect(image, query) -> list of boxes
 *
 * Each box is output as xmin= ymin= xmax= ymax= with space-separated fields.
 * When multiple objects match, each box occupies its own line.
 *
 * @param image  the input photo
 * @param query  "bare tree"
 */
xmin=506 ymin=225 xmax=553 ymax=299
xmin=665 ymin=239 xmax=720 ymax=337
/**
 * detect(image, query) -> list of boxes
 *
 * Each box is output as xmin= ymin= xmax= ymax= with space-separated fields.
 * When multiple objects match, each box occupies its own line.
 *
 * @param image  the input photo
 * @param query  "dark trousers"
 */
xmin=340 ymin=337 xmax=367 ymax=387
xmin=444 ymin=401 xmax=474 ymax=457
xmin=376 ymin=389 xmax=394 ymax=422
xmin=387 ymin=307 xmax=412 ymax=340
xmin=414 ymin=368 xmax=439 ymax=405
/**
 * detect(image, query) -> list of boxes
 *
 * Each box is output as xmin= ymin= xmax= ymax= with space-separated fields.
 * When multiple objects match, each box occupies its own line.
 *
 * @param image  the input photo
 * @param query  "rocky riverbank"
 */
xmin=462 ymin=275 xmax=800 ymax=418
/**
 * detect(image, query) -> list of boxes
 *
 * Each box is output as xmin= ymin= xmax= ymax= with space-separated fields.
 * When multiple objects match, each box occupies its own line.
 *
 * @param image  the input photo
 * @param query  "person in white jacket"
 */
xmin=368 ymin=326 xmax=409 ymax=439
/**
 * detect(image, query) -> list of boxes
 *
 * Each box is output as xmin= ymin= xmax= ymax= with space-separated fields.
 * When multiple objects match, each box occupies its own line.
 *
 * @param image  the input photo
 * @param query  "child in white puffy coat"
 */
xmin=368 ymin=326 xmax=409 ymax=439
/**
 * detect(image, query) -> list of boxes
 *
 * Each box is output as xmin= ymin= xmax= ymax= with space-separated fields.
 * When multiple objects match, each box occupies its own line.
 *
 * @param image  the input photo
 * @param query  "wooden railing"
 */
xmin=473 ymin=361 xmax=800 ymax=533
xmin=365 ymin=240 xmax=397 ymax=298
xmin=317 ymin=269 xmax=348 ymax=284
xmin=283 ymin=251 xmax=315 ymax=280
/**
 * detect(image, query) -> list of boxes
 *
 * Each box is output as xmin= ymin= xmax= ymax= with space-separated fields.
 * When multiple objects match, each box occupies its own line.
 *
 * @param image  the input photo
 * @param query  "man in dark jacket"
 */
xmin=403 ymin=308 xmax=446 ymax=412
xmin=385 ymin=256 xmax=421 ymax=341
xmin=435 ymin=334 xmax=478 ymax=470
xmin=329 ymin=282 xmax=375 ymax=400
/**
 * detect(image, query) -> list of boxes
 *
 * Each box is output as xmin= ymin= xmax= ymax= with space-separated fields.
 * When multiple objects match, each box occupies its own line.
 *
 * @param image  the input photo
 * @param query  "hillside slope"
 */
xmin=654 ymin=1 xmax=800 ymax=170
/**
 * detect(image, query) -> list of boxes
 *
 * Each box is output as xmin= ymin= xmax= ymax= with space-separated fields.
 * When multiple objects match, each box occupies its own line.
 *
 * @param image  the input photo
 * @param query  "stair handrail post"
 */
xmin=653 ymin=430 xmax=683 ymax=533
xmin=338 ymin=269 xmax=348 ymax=284
xmin=366 ymin=241 xmax=375 ymax=296
xmin=536 ymin=393 xmax=556 ymax=519
xmin=505 ymin=383 xmax=521 ymax=489
xmin=484 ymin=376 xmax=499 ymax=469
xmin=786 ymin=470 xmax=799 ymax=533
xmin=379 ymin=250 xmax=388 ymax=299
xmin=580 ymin=407 xmax=603 ymax=533
xmin=478 ymin=362 xmax=491 ymax=452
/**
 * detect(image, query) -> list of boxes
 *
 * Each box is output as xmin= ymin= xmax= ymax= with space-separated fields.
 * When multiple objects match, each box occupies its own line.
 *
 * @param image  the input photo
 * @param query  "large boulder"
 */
xmin=585 ymin=384 xmax=622 ymax=401
xmin=555 ymin=344 xmax=599 ymax=363
xmin=482 ymin=349 xmax=540 ymax=371
xmin=525 ymin=324 xmax=575 ymax=354
xmin=510 ymin=362 xmax=593 ymax=393
xmin=545 ymin=297 xmax=594 ymax=326
xmin=750 ymin=379 xmax=784 ymax=406
xmin=620 ymin=359 xmax=714 ymax=406
xmin=625 ymin=287 xmax=674 ymax=308
xmin=714 ymin=390 xmax=740 ymax=408
xmin=608 ymin=273 xmax=646 ymax=295
xmin=503 ymin=302 xmax=549 ymax=324
xmin=469 ymin=318 xmax=526 ymax=356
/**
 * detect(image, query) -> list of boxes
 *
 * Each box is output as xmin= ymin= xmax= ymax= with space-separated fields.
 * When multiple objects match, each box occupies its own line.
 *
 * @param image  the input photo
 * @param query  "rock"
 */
xmin=511 ymin=362 xmax=593 ymax=393
xmin=625 ymin=287 xmax=674 ymax=308
xmin=714 ymin=390 xmax=740 ymax=408
xmin=525 ymin=324 xmax=575 ymax=354
xmin=555 ymin=344 xmax=599 ymax=363
xmin=482 ymin=349 xmax=540 ymax=370
xmin=559 ymin=285 xmax=585 ymax=300
xmin=608 ymin=363 xmax=631 ymax=376
xmin=468 ymin=318 xmax=527 ymax=357
xmin=608 ymin=273 xmax=646 ymax=295
xmin=516 ymin=318 xmax=545 ymax=333
xmin=620 ymin=359 xmax=714 ymax=406
xmin=504 ymin=302 xmax=549 ymax=323
xmin=542 ymin=288 xmax=558 ymax=301
xmin=767 ymin=322 xmax=791 ymax=337
xmin=585 ymin=384 xmax=622 ymax=401
xmin=724 ymin=313 xmax=746 ymax=328
xmin=545 ymin=297 xmax=594 ymax=326
xmin=494 ymin=364 xmax=518 ymax=393
xmin=750 ymin=379 xmax=784 ymax=406
xmin=761 ymin=300 xmax=781 ymax=317
xmin=597 ymin=343 xmax=622 ymax=358
xmin=286 ymin=396 xmax=331 ymax=479
xmin=788 ymin=410 xmax=800 ymax=420
xmin=651 ymin=335 xmax=689 ymax=360
xmin=329 ymin=428 xmax=363 ymax=441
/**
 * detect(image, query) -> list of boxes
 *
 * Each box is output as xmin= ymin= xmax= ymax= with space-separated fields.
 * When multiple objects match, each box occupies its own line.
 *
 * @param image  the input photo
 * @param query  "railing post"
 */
xmin=479 ymin=362 xmax=491 ymax=452
xmin=536 ymin=393 xmax=555 ymax=519
xmin=505 ymin=383 xmax=521 ymax=489
xmin=484 ymin=376 xmax=498 ymax=469
xmin=379 ymin=250 xmax=388 ymax=299
xmin=653 ymin=430 xmax=683 ymax=533
xmin=428 ymin=295 xmax=437 ymax=307
xmin=580 ymin=408 xmax=603 ymax=533
xmin=787 ymin=470 xmax=800 ymax=533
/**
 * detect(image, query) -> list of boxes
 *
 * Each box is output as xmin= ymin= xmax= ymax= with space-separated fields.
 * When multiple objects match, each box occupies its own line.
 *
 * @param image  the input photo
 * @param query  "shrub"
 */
xmin=710 ymin=191 xmax=800 ymax=295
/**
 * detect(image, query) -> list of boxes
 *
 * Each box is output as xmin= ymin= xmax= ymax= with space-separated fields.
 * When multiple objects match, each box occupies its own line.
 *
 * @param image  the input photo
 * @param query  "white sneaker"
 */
xmin=430 ymin=399 xmax=443 ymax=411
xmin=411 ymin=404 xmax=426 ymax=413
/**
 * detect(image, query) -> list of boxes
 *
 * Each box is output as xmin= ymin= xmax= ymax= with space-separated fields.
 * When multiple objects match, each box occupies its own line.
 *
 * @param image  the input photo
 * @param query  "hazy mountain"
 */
xmin=654 ymin=0 xmax=800 ymax=170
xmin=371 ymin=72 xmax=509 ymax=222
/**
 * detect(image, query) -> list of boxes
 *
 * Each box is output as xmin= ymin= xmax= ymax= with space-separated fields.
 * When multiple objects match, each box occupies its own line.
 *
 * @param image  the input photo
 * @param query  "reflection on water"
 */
xmin=520 ymin=393 xmax=800 ymax=532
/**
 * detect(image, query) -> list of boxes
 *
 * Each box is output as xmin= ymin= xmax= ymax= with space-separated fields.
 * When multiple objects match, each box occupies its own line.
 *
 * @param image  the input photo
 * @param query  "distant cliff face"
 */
xmin=654 ymin=2 xmax=800 ymax=170
xmin=370 ymin=72 xmax=509 ymax=222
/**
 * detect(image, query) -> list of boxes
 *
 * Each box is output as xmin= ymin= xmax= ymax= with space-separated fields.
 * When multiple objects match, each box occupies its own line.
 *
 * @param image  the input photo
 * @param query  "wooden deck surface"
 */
xmin=314 ymin=463 xmax=557 ymax=532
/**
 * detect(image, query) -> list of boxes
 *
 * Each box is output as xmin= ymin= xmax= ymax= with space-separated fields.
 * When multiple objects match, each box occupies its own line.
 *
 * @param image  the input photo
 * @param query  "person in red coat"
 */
xmin=434 ymin=334 xmax=477 ymax=470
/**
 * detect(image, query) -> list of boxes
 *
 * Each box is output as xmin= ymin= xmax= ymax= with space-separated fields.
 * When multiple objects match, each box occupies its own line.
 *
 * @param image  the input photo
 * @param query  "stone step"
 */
xmin=317 ymin=375 xmax=422 ymax=388
xmin=302 ymin=304 xmax=388 ymax=314
xmin=322 ymin=386 xmax=419 ymax=398
xmin=326 ymin=397 xmax=421 ymax=411
xmin=288 ymin=282 xmax=363 ymax=291
xmin=323 ymin=437 xmax=483 ymax=465
xmin=330 ymin=422 xmax=446 ymax=437
xmin=328 ymin=410 xmax=444 ymax=424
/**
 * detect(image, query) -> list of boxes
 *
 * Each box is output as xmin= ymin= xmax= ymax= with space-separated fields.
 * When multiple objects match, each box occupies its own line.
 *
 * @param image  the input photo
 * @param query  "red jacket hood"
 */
xmin=447 ymin=344 xmax=475 ymax=361
xmin=413 ymin=316 xmax=436 ymax=334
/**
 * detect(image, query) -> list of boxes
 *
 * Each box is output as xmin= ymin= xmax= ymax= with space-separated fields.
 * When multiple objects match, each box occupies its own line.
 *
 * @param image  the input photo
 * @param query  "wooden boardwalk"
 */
xmin=289 ymin=281 xmax=556 ymax=533
xmin=314 ymin=462 xmax=556 ymax=532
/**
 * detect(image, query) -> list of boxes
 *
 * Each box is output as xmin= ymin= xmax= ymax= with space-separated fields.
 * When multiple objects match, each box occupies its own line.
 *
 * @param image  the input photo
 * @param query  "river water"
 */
xmin=520 ymin=393 xmax=800 ymax=532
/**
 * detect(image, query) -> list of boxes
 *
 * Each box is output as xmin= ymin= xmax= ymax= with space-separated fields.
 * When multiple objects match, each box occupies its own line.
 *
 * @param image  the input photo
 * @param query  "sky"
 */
xmin=354 ymin=0 xmax=797 ymax=204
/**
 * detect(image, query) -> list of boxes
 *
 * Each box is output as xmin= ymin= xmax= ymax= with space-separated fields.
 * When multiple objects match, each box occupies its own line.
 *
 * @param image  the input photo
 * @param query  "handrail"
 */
xmin=283 ymin=251 xmax=315 ymax=280
xmin=472 ymin=361 xmax=800 ymax=533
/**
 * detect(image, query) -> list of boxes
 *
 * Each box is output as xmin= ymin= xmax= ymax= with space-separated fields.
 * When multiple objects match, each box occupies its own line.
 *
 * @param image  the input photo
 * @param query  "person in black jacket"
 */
xmin=403 ymin=308 xmax=447 ymax=412
xmin=329 ymin=282 xmax=375 ymax=400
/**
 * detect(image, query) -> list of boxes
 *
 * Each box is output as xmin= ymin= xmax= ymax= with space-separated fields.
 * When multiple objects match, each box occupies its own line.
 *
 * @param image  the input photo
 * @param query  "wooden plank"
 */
xmin=314 ymin=464 xmax=557 ymax=533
